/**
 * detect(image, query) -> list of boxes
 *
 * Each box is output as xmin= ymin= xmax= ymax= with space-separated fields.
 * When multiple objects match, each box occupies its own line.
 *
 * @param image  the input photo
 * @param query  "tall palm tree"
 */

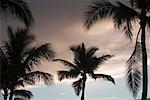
xmin=84 ymin=0 xmax=150 ymax=99
xmin=0 ymin=27 xmax=55 ymax=100
xmin=0 ymin=0 xmax=33 ymax=27
xmin=53 ymin=43 xmax=115 ymax=100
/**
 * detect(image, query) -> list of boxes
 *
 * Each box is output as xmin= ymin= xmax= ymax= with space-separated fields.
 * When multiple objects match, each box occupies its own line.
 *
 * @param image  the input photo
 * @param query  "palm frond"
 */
xmin=92 ymin=74 xmax=115 ymax=84
xmin=97 ymin=54 xmax=113 ymax=65
xmin=23 ymin=71 xmax=53 ymax=85
xmin=1 ymin=0 xmax=34 ymax=27
xmin=84 ymin=0 xmax=139 ymax=40
xmin=71 ymin=43 xmax=89 ymax=70
xmin=113 ymin=2 xmax=139 ymax=40
xmin=0 ymin=48 xmax=8 ymax=88
xmin=12 ymin=90 xmax=33 ymax=99
xmin=57 ymin=70 xmax=80 ymax=81
xmin=0 ymin=47 xmax=12 ymax=88
xmin=123 ymin=21 xmax=133 ymax=40
xmin=24 ymin=43 xmax=55 ymax=71
xmin=82 ymin=55 xmax=112 ymax=73
xmin=3 ymin=27 xmax=35 ymax=66
xmin=126 ymin=42 xmax=142 ymax=98
xmin=84 ymin=0 xmax=116 ymax=29
xmin=15 ymin=76 xmax=35 ymax=88
xmin=53 ymin=59 xmax=79 ymax=70
xmin=7 ymin=27 xmax=14 ymax=44
xmin=6 ymin=27 xmax=35 ymax=55
xmin=72 ymin=78 xmax=83 ymax=96
xmin=70 ymin=43 xmax=86 ymax=59
xmin=0 ymin=47 xmax=9 ymax=65
xmin=86 ymin=47 xmax=99 ymax=58
xmin=13 ymin=28 xmax=35 ymax=48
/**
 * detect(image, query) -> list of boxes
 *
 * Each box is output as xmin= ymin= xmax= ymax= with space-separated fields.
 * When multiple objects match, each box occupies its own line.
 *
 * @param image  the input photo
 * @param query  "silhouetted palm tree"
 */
xmin=0 ymin=0 xmax=33 ymax=27
xmin=0 ymin=27 xmax=54 ymax=100
xmin=84 ymin=0 xmax=150 ymax=99
xmin=54 ymin=43 xmax=115 ymax=100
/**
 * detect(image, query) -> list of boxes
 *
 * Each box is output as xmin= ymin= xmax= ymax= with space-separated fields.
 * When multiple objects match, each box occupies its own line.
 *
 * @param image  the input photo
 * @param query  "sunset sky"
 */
xmin=0 ymin=0 xmax=150 ymax=100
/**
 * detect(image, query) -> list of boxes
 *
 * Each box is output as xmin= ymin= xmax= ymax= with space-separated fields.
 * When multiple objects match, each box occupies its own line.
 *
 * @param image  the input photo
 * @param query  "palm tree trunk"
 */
xmin=9 ymin=92 xmax=13 ymax=100
xmin=3 ymin=94 xmax=8 ymax=100
xmin=81 ymin=81 xmax=86 ymax=100
xmin=3 ymin=90 xmax=8 ymax=100
xmin=81 ymin=74 xmax=86 ymax=100
xmin=140 ymin=10 xmax=148 ymax=100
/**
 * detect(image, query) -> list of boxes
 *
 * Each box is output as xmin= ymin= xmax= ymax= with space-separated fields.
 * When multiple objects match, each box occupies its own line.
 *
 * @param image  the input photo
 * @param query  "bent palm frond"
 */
xmin=12 ymin=90 xmax=33 ymax=99
xmin=97 ymin=54 xmax=113 ymax=65
xmin=15 ymin=76 xmax=35 ymax=88
xmin=24 ymin=71 xmax=53 ymax=85
xmin=84 ymin=0 xmax=139 ymax=40
xmin=92 ymin=74 xmax=115 ymax=84
xmin=126 ymin=42 xmax=142 ymax=98
xmin=86 ymin=47 xmax=98 ymax=58
xmin=84 ymin=0 xmax=116 ymax=29
xmin=0 ymin=0 xmax=34 ymax=27
xmin=58 ymin=70 xmax=80 ymax=81
xmin=24 ymin=43 xmax=54 ymax=71
xmin=113 ymin=2 xmax=139 ymax=40
xmin=72 ymin=78 xmax=83 ymax=96
xmin=11 ymin=28 xmax=35 ymax=48
xmin=53 ymin=59 xmax=79 ymax=70
xmin=85 ymin=55 xmax=113 ymax=72
xmin=6 ymin=27 xmax=35 ymax=54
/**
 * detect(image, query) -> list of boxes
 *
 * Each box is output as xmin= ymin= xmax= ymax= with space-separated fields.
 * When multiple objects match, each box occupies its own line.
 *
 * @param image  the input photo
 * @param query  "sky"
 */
xmin=0 ymin=0 xmax=150 ymax=100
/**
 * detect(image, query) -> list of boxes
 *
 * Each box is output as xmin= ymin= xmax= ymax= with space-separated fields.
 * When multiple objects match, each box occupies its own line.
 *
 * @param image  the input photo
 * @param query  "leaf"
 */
xmin=126 ymin=42 xmax=142 ymax=98
xmin=1 ymin=0 xmax=34 ymax=27
xmin=72 ymin=78 xmax=83 ymax=96
xmin=13 ymin=89 xmax=33 ymax=99
xmin=23 ymin=71 xmax=53 ymax=85
xmin=57 ymin=70 xmax=80 ymax=81
xmin=84 ymin=0 xmax=116 ymax=29
xmin=53 ymin=59 xmax=79 ymax=70
xmin=92 ymin=73 xmax=115 ymax=84
xmin=24 ymin=43 xmax=55 ymax=71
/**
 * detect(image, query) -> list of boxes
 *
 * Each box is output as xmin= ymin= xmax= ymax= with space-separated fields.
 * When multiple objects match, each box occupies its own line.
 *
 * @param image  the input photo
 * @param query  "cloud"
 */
xmin=27 ymin=0 xmax=150 ymax=83
xmin=1 ymin=0 xmax=149 ymax=83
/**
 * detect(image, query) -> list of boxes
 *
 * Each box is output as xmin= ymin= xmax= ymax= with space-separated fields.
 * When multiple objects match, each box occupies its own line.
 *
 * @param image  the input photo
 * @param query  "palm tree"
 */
xmin=84 ymin=0 xmax=150 ymax=99
xmin=0 ymin=0 xmax=33 ymax=27
xmin=53 ymin=43 xmax=115 ymax=100
xmin=0 ymin=27 xmax=55 ymax=100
